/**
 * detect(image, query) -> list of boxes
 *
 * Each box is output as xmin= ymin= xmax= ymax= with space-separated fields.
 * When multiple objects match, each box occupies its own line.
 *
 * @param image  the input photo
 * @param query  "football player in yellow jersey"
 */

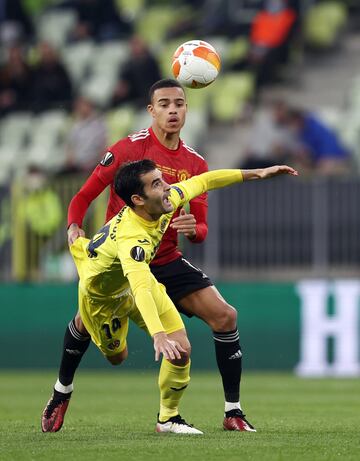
xmin=48 ymin=159 xmax=297 ymax=435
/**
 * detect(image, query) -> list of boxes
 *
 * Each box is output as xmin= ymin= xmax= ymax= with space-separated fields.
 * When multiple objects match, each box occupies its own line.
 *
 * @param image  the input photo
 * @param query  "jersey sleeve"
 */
xmin=94 ymin=139 xmax=127 ymax=184
xmin=67 ymin=139 xmax=131 ymax=227
xmin=117 ymin=235 xmax=164 ymax=336
xmin=169 ymin=169 xmax=244 ymax=208
xmin=67 ymin=171 xmax=108 ymax=227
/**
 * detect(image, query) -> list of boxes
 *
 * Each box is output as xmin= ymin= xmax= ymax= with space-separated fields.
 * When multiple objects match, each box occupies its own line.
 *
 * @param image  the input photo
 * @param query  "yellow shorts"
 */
xmin=78 ymin=276 xmax=185 ymax=358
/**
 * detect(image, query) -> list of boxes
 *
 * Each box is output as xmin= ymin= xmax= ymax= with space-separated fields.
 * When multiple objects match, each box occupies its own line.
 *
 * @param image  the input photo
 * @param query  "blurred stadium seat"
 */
xmin=62 ymin=41 xmax=95 ymax=88
xmin=36 ymin=10 xmax=77 ymax=47
xmin=304 ymin=1 xmax=348 ymax=49
xmin=25 ymin=110 xmax=69 ymax=170
xmin=210 ymin=72 xmax=255 ymax=122
xmin=106 ymin=105 xmax=135 ymax=143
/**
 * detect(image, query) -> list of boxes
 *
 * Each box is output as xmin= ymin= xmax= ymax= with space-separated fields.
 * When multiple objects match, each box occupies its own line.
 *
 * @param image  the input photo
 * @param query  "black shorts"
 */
xmin=150 ymin=256 xmax=213 ymax=317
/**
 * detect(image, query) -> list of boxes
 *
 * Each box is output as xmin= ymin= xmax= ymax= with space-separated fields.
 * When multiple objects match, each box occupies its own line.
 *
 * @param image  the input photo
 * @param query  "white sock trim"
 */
xmin=225 ymin=401 xmax=241 ymax=413
xmin=54 ymin=379 xmax=73 ymax=394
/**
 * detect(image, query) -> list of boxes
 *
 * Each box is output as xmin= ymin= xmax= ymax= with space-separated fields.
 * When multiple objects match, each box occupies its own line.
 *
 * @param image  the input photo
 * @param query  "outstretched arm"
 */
xmin=241 ymin=165 xmax=298 ymax=181
xmin=170 ymin=165 xmax=298 ymax=207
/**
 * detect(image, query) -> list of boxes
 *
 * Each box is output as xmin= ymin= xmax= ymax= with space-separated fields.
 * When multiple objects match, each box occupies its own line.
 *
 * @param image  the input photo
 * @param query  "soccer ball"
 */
xmin=172 ymin=40 xmax=221 ymax=89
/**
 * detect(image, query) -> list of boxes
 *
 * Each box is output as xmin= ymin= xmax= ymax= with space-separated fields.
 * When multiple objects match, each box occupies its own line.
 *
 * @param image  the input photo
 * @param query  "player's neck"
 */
xmin=133 ymin=207 xmax=161 ymax=223
xmin=152 ymin=124 xmax=180 ymax=150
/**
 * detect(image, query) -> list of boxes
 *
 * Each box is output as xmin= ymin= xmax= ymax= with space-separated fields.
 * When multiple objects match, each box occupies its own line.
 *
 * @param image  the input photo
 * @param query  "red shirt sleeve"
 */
xmin=67 ymin=144 xmax=124 ymax=228
xmin=189 ymin=156 xmax=208 ymax=243
xmin=67 ymin=172 xmax=109 ymax=227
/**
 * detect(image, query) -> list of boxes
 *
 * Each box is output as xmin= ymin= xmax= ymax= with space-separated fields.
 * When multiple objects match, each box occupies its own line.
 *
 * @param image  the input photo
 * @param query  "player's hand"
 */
xmin=153 ymin=332 xmax=187 ymax=361
xmin=261 ymin=165 xmax=298 ymax=179
xmin=170 ymin=208 xmax=197 ymax=240
xmin=67 ymin=223 xmax=85 ymax=245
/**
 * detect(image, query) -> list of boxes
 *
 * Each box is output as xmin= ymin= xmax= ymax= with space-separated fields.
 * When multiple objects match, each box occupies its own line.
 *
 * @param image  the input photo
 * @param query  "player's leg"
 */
xmin=129 ymin=281 xmax=202 ymax=434
xmin=151 ymin=257 xmax=255 ymax=432
xmin=41 ymin=311 xmax=91 ymax=433
xmin=178 ymin=285 xmax=255 ymax=432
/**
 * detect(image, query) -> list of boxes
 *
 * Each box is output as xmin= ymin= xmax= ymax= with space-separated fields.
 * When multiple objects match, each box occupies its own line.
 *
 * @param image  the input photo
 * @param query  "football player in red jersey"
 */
xmin=42 ymin=79 xmax=255 ymax=433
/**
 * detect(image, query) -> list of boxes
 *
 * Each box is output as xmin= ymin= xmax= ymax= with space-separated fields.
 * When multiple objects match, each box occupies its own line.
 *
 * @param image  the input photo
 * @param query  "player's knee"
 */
xmin=106 ymin=348 xmax=128 ymax=366
xmin=210 ymin=303 xmax=237 ymax=332
xmin=169 ymin=342 xmax=191 ymax=366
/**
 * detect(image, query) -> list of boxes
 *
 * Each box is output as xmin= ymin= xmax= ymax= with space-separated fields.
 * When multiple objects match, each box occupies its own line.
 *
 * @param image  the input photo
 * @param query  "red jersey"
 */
xmin=68 ymin=127 xmax=209 ymax=266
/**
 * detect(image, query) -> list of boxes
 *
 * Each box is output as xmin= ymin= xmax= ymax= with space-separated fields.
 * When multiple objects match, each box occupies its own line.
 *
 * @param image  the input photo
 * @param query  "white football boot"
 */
xmin=156 ymin=414 xmax=203 ymax=434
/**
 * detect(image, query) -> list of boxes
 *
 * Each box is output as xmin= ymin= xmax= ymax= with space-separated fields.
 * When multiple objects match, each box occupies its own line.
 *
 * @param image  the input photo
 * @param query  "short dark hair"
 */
xmin=148 ymin=78 xmax=185 ymax=103
xmin=114 ymin=159 xmax=157 ymax=208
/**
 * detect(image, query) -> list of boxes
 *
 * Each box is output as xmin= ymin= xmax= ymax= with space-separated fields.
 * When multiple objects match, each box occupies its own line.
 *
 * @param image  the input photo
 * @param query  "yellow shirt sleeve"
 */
xmin=117 ymin=234 xmax=165 ymax=337
xmin=170 ymin=169 xmax=244 ymax=208
xmin=126 ymin=270 xmax=165 ymax=336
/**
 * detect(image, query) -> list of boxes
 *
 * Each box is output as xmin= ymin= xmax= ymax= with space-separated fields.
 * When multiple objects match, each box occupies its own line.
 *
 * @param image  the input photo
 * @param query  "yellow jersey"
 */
xmin=70 ymin=169 xmax=243 ymax=336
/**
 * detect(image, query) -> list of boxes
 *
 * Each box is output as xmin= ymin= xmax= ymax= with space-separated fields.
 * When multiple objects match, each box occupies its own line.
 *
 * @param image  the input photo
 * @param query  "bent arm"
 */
xmin=188 ymin=200 xmax=208 ymax=243
xmin=67 ymin=173 xmax=109 ymax=227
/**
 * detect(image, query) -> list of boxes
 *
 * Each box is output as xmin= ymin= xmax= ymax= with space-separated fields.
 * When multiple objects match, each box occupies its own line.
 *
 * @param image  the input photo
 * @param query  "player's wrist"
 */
xmin=68 ymin=222 xmax=80 ymax=231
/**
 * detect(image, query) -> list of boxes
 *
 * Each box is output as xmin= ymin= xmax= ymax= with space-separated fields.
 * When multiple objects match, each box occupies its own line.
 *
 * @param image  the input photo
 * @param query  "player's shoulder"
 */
xmin=107 ymin=128 xmax=151 ymax=153
xmin=127 ymin=128 xmax=151 ymax=143
xmin=180 ymin=140 xmax=206 ymax=163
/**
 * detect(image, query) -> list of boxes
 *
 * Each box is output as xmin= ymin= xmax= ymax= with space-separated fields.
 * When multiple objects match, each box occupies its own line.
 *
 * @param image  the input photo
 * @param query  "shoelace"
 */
xmin=44 ymin=397 xmax=68 ymax=418
xmin=226 ymin=410 xmax=254 ymax=429
xmin=170 ymin=415 xmax=193 ymax=427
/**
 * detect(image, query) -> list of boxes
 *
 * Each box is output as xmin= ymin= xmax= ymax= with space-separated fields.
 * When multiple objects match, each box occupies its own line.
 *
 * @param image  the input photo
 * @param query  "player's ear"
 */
xmin=147 ymin=104 xmax=154 ymax=117
xmin=131 ymin=194 xmax=145 ymax=207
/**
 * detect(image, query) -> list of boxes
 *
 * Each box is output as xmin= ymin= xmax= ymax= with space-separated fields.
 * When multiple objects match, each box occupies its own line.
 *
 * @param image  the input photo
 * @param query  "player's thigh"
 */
xmin=79 ymin=292 xmax=131 ymax=358
xmin=178 ymin=285 xmax=237 ymax=329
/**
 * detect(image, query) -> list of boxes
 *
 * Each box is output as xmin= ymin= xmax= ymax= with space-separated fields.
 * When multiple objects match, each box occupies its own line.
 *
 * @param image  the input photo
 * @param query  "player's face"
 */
xmin=147 ymin=87 xmax=187 ymax=134
xmin=139 ymin=169 xmax=173 ymax=216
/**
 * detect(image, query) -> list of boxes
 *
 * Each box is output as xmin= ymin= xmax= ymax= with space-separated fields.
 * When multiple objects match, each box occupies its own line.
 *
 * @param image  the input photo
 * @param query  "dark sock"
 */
xmin=58 ymin=318 xmax=90 ymax=387
xmin=213 ymin=329 xmax=242 ymax=403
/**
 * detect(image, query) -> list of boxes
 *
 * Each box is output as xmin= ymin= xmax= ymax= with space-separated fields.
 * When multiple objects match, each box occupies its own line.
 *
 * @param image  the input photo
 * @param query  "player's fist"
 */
xmin=170 ymin=208 xmax=197 ymax=240
xmin=67 ymin=223 xmax=85 ymax=245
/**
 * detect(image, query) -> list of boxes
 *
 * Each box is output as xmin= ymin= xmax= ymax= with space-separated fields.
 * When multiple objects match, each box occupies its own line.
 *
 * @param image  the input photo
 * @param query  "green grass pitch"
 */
xmin=0 ymin=371 xmax=359 ymax=461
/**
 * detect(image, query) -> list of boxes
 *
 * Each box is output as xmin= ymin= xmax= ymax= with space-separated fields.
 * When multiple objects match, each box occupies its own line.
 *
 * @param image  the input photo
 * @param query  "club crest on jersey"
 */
xmin=160 ymin=218 xmax=168 ymax=233
xmin=130 ymin=246 xmax=145 ymax=262
xmin=171 ymin=186 xmax=184 ymax=199
xmin=177 ymin=169 xmax=190 ymax=181
xmin=100 ymin=151 xmax=114 ymax=167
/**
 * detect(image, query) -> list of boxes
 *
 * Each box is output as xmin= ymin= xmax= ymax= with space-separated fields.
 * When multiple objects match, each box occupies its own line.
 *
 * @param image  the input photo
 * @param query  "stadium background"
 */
xmin=0 ymin=0 xmax=360 ymax=378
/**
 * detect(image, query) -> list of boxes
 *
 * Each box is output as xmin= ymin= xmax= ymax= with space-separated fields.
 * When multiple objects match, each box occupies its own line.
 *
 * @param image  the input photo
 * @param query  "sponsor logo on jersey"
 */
xmin=100 ymin=151 xmax=114 ymax=166
xmin=177 ymin=169 xmax=190 ymax=181
xmin=138 ymin=238 xmax=150 ymax=244
xmin=171 ymin=185 xmax=184 ymax=199
xmin=130 ymin=246 xmax=145 ymax=262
